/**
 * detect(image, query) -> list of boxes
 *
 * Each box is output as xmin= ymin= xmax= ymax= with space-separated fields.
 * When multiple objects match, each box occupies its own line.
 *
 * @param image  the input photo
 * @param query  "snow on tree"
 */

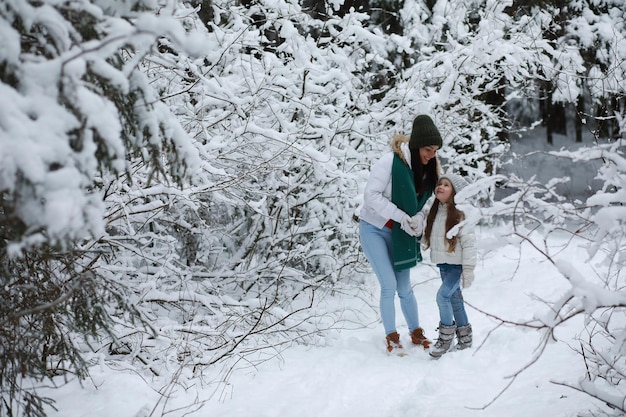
xmin=1 ymin=0 xmax=625 ymax=416
xmin=0 ymin=0 xmax=206 ymax=415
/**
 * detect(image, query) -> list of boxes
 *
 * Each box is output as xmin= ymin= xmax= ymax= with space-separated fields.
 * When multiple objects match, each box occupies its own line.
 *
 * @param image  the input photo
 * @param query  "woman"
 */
xmin=359 ymin=115 xmax=442 ymax=353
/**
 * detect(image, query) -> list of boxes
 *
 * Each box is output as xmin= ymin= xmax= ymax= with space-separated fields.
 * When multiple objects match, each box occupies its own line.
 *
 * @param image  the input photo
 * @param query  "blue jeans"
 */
xmin=436 ymin=264 xmax=469 ymax=327
xmin=359 ymin=220 xmax=420 ymax=335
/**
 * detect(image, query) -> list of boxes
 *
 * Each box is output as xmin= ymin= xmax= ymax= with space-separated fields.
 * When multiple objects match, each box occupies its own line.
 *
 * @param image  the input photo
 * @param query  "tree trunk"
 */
xmin=575 ymin=95 xmax=583 ymax=143
xmin=546 ymin=89 xmax=553 ymax=145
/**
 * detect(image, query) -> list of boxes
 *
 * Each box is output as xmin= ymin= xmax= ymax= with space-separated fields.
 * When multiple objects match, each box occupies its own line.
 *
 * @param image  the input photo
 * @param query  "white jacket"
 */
xmin=427 ymin=205 xmax=476 ymax=267
xmin=359 ymin=139 xmax=413 ymax=228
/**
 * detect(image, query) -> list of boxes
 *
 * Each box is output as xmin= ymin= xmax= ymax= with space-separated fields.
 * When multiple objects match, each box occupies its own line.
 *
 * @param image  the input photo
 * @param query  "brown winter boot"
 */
xmin=385 ymin=331 xmax=403 ymax=353
xmin=410 ymin=327 xmax=432 ymax=349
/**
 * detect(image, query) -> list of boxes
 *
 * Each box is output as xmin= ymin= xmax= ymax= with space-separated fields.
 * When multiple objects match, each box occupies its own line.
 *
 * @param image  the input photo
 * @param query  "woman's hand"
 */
xmin=409 ymin=212 xmax=425 ymax=236
xmin=400 ymin=215 xmax=420 ymax=237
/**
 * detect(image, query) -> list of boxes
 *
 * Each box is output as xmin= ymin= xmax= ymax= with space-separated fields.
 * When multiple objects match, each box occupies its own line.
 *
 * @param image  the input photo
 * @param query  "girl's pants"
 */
xmin=436 ymin=263 xmax=469 ymax=327
xmin=359 ymin=220 xmax=420 ymax=335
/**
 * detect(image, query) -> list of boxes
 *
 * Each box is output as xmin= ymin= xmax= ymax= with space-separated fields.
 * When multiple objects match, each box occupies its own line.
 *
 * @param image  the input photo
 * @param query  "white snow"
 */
xmin=42 ymin=224 xmax=605 ymax=417
xmin=3 ymin=1 xmax=624 ymax=416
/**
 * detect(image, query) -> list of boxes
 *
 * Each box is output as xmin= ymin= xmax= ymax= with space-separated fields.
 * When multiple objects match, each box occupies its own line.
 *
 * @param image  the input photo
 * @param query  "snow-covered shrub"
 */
xmin=549 ymin=139 xmax=626 ymax=416
xmin=97 ymin=0 xmax=381 ymax=386
xmin=482 ymin=132 xmax=626 ymax=416
xmin=0 ymin=0 xmax=204 ymax=415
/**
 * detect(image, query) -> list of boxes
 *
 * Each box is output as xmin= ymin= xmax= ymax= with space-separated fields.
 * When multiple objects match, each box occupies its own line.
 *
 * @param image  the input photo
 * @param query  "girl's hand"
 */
xmin=462 ymin=267 xmax=475 ymax=288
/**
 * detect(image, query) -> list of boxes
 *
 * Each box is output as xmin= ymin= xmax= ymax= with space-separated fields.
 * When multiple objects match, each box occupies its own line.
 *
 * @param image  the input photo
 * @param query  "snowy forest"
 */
xmin=1 ymin=0 xmax=625 ymax=416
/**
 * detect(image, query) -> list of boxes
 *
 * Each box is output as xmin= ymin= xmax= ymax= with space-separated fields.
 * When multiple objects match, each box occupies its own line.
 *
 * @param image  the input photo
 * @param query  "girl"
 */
xmin=423 ymin=172 xmax=476 ymax=358
xmin=359 ymin=115 xmax=442 ymax=353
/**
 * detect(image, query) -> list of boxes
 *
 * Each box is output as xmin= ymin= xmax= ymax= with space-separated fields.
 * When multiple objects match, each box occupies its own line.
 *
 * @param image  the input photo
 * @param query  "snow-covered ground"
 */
xmin=43 ymin=225 xmax=603 ymax=417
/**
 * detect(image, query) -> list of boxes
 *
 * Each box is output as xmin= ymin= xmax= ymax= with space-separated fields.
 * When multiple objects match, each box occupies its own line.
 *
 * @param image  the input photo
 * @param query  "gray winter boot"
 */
xmin=429 ymin=323 xmax=456 ymax=359
xmin=455 ymin=324 xmax=473 ymax=350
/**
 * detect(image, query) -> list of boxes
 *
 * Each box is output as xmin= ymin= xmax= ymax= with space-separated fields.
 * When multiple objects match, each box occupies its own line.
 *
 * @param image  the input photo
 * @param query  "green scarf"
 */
xmin=391 ymin=154 xmax=432 ymax=271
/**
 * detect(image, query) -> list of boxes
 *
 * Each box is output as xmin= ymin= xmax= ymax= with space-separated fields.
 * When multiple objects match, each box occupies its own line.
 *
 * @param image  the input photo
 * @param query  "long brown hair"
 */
xmin=423 ymin=187 xmax=465 ymax=253
xmin=411 ymin=151 xmax=439 ymax=195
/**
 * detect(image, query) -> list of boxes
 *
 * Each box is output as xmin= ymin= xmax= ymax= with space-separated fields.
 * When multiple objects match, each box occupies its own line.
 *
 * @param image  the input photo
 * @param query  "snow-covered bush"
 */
xmin=480 ymin=130 xmax=626 ymax=416
xmin=1 ymin=0 xmax=625 ymax=416
xmin=0 ymin=0 xmax=204 ymax=415
xmin=548 ymin=138 xmax=626 ymax=416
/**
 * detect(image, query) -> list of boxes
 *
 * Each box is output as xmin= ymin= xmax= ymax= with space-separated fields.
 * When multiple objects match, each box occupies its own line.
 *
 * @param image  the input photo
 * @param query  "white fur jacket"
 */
xmin=360 ymin=135 xmax=438 ymax=228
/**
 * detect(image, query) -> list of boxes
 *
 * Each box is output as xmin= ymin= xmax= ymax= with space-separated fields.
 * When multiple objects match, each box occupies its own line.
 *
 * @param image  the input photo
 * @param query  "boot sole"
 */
xmin=411 ymin=340 xmax=431 ymax=349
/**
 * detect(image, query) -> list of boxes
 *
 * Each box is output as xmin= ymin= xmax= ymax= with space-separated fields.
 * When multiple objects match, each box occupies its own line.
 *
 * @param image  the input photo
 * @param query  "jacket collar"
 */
xmin=390 ymin=134 xmax=411 ymax=167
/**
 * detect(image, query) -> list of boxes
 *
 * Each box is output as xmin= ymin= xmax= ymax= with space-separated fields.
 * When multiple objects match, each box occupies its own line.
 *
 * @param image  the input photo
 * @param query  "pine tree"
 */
xmin=0 ymin=1 xmax=202 ymax=415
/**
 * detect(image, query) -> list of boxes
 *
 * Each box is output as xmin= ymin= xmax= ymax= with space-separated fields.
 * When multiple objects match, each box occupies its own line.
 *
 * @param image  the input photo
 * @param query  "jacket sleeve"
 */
xmin=419 ymin=194 xmax=435 ymax=217
xmin=460 ymin=224 xmax=477 ymax=267
xmin=363 ymin=152 xmax=406 ymax=223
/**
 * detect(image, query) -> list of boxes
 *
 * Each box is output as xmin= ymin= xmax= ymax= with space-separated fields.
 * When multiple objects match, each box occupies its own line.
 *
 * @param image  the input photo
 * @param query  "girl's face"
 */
xmin=435 ymin=178 xmax=454 ymax=204
xmin=419 ymin=146 xmax=439 ymax=165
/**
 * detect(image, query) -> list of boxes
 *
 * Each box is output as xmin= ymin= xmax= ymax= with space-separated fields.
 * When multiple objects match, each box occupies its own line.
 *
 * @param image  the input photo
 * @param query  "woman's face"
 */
xmin=419 ymin=146 xmax=439 ymax=166
xmin=435 ymin=178 xmax=454 ymax=204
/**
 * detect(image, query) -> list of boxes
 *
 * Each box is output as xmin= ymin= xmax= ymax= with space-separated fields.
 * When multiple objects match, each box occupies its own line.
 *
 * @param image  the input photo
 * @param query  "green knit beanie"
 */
xmin=409 ymin=115 xmax=443 ymax=150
